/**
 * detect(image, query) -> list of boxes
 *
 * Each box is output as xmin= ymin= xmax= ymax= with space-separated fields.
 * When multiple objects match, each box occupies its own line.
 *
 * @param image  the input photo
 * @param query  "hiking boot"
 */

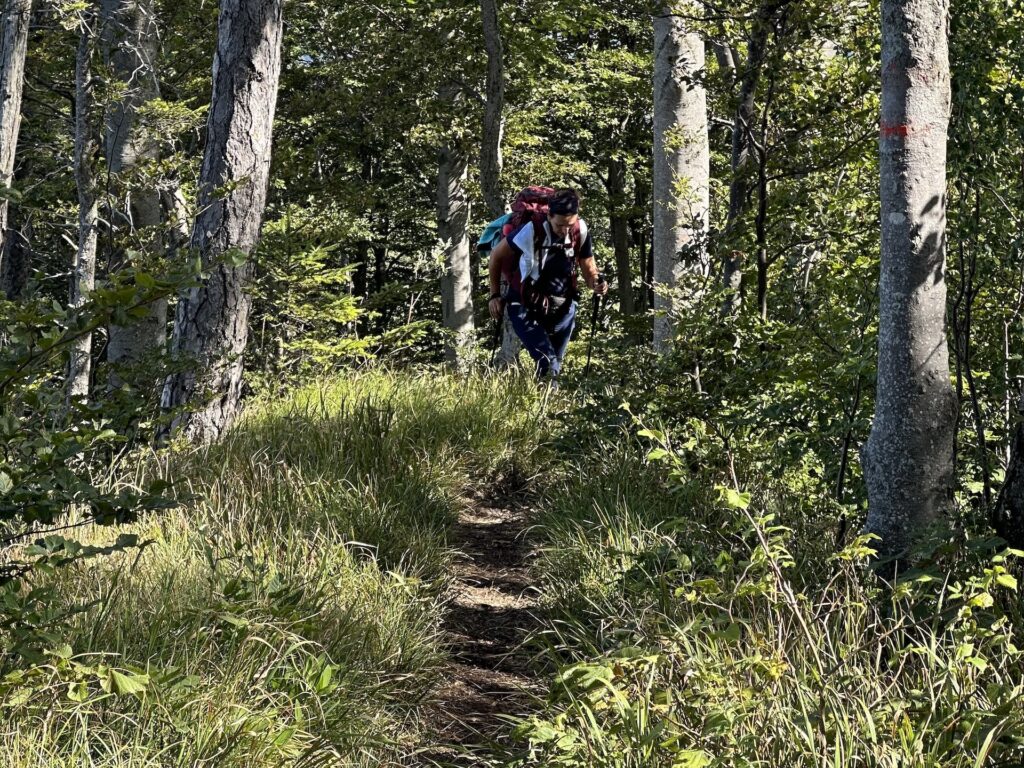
xmin=538 ymin=373 xmax=560 ymax=392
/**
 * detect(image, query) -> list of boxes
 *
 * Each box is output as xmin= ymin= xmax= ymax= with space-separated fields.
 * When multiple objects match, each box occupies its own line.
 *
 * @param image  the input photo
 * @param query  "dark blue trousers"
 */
xmin=507 ymin=300 xmax=577 ymax=378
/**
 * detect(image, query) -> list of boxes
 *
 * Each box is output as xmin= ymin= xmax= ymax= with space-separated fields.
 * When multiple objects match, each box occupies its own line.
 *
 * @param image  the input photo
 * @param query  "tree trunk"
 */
xmin=628 ymin=172 xmax=650 ymax=313
xmin=101 ymin=0 xmax=167 ymax=376
xmin=0 ymin=0 xmax=32 ymax=264
xmin=608 ymin=156 xmax=634 ymax=316
xmin=69 ymin=15 xmax=101 ymax=404
xmin=161 ymin=184 xmax=190 ymax=256
xmin=721 ymin=0 xmax=782 ymax=315
xmin=161 ymin=0 xmax=284 ymax=443
xmin=479 ymin=0 xmax=505 ymax=219
xmin=438 ymin=142 xmax=474 ymax=365
xmin=0 ymin=201 xmax=29 ymax=298
xmin=710 ymin=39 xmax=736 ymax=78
xmin=652 ymin=7 xmax=709 ymax=350
xmin=995 ymin=387 xmax=1024 ymax=547
xmin=372 ymin=244 xmax=385 ymax=290
xmin=493 ymin=300 xmax=521 ymax=369
xmin=862 ymin=0 xmax=956 ymax=562
xmin=755 ymin=66 xmax=778 ymax=322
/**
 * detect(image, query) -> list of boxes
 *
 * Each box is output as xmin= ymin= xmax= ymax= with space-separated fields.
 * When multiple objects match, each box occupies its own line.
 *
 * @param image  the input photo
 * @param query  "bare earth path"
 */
xmin=423 ymin=491 xmax=542 ymax=766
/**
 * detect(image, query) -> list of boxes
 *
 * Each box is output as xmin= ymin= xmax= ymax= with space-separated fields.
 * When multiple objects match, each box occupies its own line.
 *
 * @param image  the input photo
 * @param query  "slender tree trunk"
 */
xmin=862 ymin=0 xmax=956 ymax=562
xmin=608 ymin=156 xmax=635 ymax=316
xmin=755 ymin=66 xmax=778 ymax=322
xmin=69 ymin=14 xmax=101 ymax=404
xmin=373 ymin=242 xmax=386 ymax=290
xmin=101 ymin=0 xmax=167 ymax=376
xmin=479 ymin=0 xmax=505 ymax=219
xmin=493 ymin=303 xmax=520 ymax=369
xmin=652 ymin=6 xmax=709 ymax=350
xmin=438 ymin=142 xmax=474 ymax=365
xmin=710 ymin=39 xmax=736 ymax=77
xmin=646 ymin=230 xmax=655 ymax=310
xmin=721 ymin=0 xmax=783 ymax=315
xmin=629 ymin=173 xmax=650 ymax=313
xmin=1 ymin=201 xmax=29 ymax=298
xmin=161 ymin=184 xmax=190 ymax=256
xmin=996 ymin=386 xmax=1024 ymax=547
xmin=161 ymin=0 xmax=284 ymax=443
xmin=354 ymin=243 xmax=368 ymax=299
xmin=0 ymin=0 xmax=32 ymax=264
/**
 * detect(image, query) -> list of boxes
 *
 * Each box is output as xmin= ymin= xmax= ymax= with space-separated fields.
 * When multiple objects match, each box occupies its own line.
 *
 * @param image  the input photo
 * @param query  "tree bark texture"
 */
xmin=0 ymin=0 xmax=31 ymax=264
xmin=69 ymin=16 xmax=101 ymax=403
xmin=652 ymin=8 xmax=709 ymax=350
xmin=608 ymin=156 xmax=635 ymax=316
xmin=101 ymin=0 xmax=167 ymax=373
xmin=161 ymin=0 xmax=284 ymax=443
xmin=862 ymin=0 xmax=956 ymax=561
xmin=438 ymin=143 xmax=474 ymax=365
xmin=479 ymin=0 xmax=505 ymax=219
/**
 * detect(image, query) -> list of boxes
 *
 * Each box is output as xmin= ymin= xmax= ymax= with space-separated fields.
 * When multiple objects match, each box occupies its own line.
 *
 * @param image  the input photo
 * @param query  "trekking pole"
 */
xmin=583 ymin=274 xmax=607 ymax=378
xmin=490 ymin=307 xmax=503 ymax=368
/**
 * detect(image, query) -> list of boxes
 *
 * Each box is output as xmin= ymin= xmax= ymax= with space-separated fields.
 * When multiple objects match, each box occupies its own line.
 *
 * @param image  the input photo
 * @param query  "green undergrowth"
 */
xmin=0 ymin=370 xmax=542 ymax=767
xmin=513 ymin=408 xmax=1024 ymax=767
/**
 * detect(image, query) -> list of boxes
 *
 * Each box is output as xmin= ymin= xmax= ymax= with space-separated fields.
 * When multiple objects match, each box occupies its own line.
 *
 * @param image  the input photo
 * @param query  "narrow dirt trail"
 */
xmin=423 ymin=492 xmax=542 ymax=766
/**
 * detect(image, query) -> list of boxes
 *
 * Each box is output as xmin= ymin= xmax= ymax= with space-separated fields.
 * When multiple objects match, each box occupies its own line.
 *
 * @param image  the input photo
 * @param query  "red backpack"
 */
xmin=500 ymin=186 xmax=583 ymax=296
xmin=503 ymin=186 xmax=555 ymax=237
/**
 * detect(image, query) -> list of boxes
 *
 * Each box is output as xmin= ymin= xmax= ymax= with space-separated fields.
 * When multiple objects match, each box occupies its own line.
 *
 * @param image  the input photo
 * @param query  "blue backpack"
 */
xmin=477 ymin=212 xmax=513 ymax=259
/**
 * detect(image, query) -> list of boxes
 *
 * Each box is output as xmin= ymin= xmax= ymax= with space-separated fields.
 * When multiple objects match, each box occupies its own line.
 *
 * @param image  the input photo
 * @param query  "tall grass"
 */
xmin=516 ymin=432 xmax=1024 ymax=767
xmin=0 ymin=370 xmax=542 ymax=767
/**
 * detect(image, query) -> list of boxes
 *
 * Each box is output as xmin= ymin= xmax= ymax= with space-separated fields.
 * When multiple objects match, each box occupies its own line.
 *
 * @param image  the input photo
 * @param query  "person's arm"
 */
xmin=575 ymin=223 xmax=607 ymax=295
xmin=579 ymin=256 xmax=608 ymax=295
xmin=488 ymin=238 xmax=513 ymax=319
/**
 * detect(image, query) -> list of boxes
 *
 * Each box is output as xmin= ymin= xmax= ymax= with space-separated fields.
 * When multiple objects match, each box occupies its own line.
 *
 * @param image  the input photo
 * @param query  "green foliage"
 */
xmin=0 ymin=371 xmax=544 ymax=765
xmin=8 ymin=0 xmax=1024 ymax=763
xmin=0 ymin=264 xmax=190 ymax=658
xmin=515 ymin=416 xmax=1024 ymax=767
xmin=250 ymin=204 xmax=367 ymax=385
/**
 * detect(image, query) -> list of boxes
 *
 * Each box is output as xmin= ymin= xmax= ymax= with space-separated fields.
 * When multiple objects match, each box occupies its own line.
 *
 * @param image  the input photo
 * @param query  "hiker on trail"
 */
xmin=487 ymin=188 xmax=608 ymax=381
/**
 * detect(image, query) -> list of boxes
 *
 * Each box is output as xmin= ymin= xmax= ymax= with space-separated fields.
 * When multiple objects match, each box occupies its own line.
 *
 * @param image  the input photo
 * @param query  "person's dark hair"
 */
xmin=548 ymin=188 xmax=580 ymax=216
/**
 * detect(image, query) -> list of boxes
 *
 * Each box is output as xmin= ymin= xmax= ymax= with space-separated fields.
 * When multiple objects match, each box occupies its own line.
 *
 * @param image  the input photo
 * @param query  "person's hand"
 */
xmin=488 ymin=296 xmax=505 ymax=320
xmin=594 ymin=278 xmax=609 ymax=297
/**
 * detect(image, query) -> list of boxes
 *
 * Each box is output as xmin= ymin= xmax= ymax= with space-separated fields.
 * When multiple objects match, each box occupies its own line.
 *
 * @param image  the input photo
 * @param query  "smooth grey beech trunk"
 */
xmin=862 ymin=0 xmax=956 ymax=561
xmin=438 ymin=143 xmax=474 ymax=365
xmin=479 ymin=0 xmax=505 ymax=219
xmin=101 ymin=0 xmax=167 ymax=374
xmin=0 ymin=0 xmax=31 ymax=265
xmin=69 ymin=17 xmax=101 ymax=403
xmin=652 ymin=7 xmax=709 ymax=351
xmin=161 ymin=0 xmax=284 ymax=443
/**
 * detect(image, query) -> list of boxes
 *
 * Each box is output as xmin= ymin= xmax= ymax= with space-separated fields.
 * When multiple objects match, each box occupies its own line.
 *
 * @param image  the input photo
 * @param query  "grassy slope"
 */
xmin=0 ymin=371 xmax=542 ymax=767
xmin=515 ymin=412 xmax=1024 ymax=768
xmin=6 ymin=370 xmax=1024 ymax=767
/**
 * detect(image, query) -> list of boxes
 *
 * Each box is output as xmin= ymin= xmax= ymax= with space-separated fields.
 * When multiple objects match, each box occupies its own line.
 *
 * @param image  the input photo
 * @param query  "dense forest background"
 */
xmin=1 ymin=0 xmax=1024 ymax=764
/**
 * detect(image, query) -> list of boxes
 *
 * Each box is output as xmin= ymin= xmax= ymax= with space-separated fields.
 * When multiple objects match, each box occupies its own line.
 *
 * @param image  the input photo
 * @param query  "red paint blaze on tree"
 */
xmin=880 ymin=122 xmax=910 ymax=138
